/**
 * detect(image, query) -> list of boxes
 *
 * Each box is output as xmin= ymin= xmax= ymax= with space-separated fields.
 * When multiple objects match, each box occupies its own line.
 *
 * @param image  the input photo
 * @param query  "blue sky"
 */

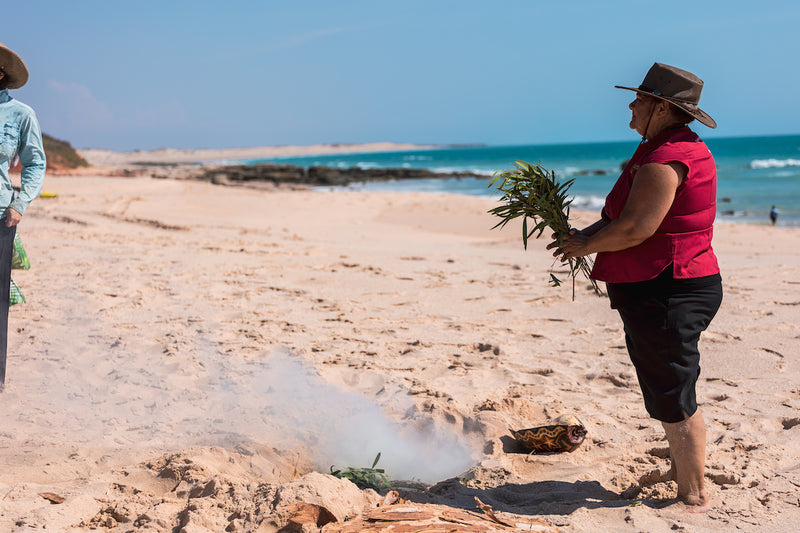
xmin=5 ymin=1 xmax=799 ymax=151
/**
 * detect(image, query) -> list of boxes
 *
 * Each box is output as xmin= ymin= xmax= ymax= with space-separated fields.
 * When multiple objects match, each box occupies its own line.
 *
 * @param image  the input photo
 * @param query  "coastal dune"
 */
xmin=0 ymin=152 xmax=798 ymax=531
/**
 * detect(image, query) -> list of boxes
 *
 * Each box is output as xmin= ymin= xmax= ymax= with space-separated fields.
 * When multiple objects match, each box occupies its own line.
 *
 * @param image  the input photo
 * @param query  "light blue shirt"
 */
xmin=0 ymin=88 xmax=45 ymax=218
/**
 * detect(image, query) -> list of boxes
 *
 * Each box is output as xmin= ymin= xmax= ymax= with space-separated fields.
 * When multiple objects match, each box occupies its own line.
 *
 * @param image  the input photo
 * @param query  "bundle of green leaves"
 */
xmin=329 ymin=452 xmax=392 ymax=491
xmin=489 ymin=160 xmax=600 ymax=299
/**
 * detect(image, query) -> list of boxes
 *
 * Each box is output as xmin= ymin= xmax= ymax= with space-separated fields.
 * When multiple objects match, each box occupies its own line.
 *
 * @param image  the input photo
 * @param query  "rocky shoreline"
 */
xmin=201 ymin=163 xmax=483 ymax=187
xmin=72 ymin=142 xmax=488 ymax=189
xmin=123 ymin=161 xmax=484 ymax=189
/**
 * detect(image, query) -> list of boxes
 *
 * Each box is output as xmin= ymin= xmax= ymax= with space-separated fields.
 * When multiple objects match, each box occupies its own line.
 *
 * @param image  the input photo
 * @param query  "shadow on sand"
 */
xmin=401 ymin=477 xmax=674 ymax=517
xmin=395 ymin=436 xmax=675 ymax=517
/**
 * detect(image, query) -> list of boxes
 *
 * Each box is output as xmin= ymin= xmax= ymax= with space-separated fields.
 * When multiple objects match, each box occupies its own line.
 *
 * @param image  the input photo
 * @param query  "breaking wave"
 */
xmin=750 ymin=158 xmax=800 ymax=169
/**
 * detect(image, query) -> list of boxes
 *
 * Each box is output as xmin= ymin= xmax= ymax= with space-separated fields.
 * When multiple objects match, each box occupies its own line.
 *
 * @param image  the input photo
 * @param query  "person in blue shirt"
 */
xmin=0 ymin=43 xmax=45 ymax=389
xmin=769 ymin=205 xmax=778 ymax=226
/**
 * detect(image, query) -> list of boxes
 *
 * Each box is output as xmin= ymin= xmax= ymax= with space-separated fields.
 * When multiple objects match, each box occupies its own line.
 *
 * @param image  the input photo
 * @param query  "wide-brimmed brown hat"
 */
xmin=0 ymin=43 xmax=29 ymax=89
xmin=616 ymin=62 xmax=716 ymax=129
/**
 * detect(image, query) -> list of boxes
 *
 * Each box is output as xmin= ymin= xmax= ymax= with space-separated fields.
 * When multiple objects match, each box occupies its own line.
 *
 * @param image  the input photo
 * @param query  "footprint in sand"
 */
xmin=705 ymin=377 xmax=739 ymax=388
xmin=703 ymin=331 xmax=742 ymax=343
xmin=781 ymin=418 xmax=800 ymax=430
xmin=474 ymin=343 xmax=500 ymax=355
xmin=52 ymin=215 xmax=90 ymax=226
xmin=586 ymin=371 xmax=636 ymax=389
xmin=525 ymin=368 xmax=554 ymax=377
xmin=758 ymin=347 xmax=784 ymax=358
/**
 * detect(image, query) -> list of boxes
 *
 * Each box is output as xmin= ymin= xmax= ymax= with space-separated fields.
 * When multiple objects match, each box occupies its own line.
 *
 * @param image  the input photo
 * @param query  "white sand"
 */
xmin=0 ymin=166 xmax=798 ymax=531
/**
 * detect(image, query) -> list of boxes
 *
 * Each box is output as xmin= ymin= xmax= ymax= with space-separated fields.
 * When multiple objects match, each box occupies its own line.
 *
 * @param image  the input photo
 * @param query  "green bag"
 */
xmin=10 ymin=278 xmax=25 ymax=306
xmin=12 ymin=234 xmax=30 ymax=270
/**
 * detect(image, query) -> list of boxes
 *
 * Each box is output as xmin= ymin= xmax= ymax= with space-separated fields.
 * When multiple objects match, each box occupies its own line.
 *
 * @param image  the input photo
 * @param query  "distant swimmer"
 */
xmin=770 ymin=205 xmax=778 ymax=226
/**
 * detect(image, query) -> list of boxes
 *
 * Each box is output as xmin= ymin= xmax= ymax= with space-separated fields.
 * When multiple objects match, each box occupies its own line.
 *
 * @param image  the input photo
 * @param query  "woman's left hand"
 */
xmin=546 ymin=229 xmax=592 ymax=261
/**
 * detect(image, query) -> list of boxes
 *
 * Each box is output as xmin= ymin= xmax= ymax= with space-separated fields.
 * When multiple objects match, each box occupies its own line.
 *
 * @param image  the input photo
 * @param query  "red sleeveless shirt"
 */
xmin=591 ymin=127 xmax=720 ymax=283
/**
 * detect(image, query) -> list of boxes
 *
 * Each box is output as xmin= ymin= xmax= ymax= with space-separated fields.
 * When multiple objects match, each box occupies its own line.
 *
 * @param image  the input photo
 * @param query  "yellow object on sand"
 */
xmin=39 ymin=191 xmax=57 ymax=198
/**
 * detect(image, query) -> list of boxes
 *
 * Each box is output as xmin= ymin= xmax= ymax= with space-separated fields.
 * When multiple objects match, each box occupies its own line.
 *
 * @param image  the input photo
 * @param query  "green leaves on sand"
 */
xmin=330 ymin=452 xmax=392 ymax=491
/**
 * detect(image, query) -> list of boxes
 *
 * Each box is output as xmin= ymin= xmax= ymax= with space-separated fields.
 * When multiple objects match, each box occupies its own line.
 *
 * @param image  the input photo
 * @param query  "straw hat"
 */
xmin=616 ymin=62 xmax=716 ymax=129
xmin=0 ymin=43 xmax=29 ymax=89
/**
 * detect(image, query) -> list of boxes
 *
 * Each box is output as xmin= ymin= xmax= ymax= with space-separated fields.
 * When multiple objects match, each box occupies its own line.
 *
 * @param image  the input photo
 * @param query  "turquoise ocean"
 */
xmin=248 ymin=134 xmax=800 ymax=226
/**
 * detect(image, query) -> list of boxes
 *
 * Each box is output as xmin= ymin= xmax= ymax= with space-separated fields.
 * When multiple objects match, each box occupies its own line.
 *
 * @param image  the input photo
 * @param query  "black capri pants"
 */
xmin=606 ymin=266 xmax=723 ymax=423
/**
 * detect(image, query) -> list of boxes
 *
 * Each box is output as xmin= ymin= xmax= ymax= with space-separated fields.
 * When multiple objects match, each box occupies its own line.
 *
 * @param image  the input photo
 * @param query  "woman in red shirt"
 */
xmin=550 ymin=63 xmax=723 ymax=511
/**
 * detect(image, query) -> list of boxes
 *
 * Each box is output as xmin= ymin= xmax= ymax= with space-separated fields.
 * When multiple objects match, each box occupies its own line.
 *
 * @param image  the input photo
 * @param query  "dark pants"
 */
xmin=607 ymin=268 xmax=723 ymax=423
xmin=0 ymin=221 xmax=16 ymax=388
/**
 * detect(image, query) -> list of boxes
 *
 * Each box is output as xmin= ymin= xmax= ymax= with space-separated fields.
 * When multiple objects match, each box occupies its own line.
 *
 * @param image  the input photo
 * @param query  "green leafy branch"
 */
xmin=330 ymin=452 xmax=392 ymax=491
xmin=488 ymin=160 xmax=601 ymax=299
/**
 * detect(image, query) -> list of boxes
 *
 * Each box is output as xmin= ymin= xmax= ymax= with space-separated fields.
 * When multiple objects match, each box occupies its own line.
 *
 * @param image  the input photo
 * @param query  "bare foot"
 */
xmin=679 ymin=493 xmax=711 ymax=513
xmin=661 ymin=495 xmax=711 ymax=514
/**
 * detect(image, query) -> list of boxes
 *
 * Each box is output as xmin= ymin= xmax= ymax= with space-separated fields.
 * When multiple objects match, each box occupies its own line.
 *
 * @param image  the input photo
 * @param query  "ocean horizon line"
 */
xmin=399 ymin=131 xmax=800 ymax=153
xmin=79 ymin=131 xmax=800 ymax=157
xmin=248 ymin=132 xmax=800 ymax=164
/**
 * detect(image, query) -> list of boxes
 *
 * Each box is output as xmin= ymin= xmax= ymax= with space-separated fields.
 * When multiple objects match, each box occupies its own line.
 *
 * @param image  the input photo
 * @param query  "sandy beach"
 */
xmin=77 ymin=142 xmax=440 ymax=167
xmin=0 ymin=146 xmax=799 ymax=532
